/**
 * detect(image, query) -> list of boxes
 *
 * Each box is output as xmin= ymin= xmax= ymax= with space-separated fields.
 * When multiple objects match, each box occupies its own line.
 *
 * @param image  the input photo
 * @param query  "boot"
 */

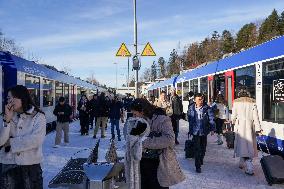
xmin=239 ymin=157 xmax=245 ymax=169
xmin=245 ymin=159 xmax=254 ymax=175
xmin=217 ymin=135 xmax=223 ymax=145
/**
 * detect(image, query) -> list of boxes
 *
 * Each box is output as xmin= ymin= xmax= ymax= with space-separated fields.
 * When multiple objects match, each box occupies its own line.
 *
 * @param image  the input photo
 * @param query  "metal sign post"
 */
xmin=133 ymin=0 xmax=139 ymax=98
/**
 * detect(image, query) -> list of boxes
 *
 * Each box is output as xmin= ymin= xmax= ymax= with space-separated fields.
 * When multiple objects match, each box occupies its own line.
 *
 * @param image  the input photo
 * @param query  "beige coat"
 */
xmin=231 ymin=97 xmax=261 ymax=158
xmin=0 ymin=107 xmax=46 ymax=165
xmin=153 ymin=99 xmax=172 ymax=116
xmin=143 ymin=114 xmax=185 ymax=187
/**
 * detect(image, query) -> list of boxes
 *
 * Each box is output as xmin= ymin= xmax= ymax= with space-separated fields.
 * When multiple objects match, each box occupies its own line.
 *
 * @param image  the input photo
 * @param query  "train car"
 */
xmin=147 ymin=36 xmax=284 ymax=157
xmin=0 ymin=51 xmax=98 ymax=130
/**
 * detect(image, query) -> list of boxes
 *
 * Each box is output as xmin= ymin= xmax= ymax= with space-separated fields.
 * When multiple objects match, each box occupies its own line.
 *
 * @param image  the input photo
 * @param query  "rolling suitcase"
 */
xmin=224 ymin=131 xmax=235 ymax=149
xmin=258 ymin=138 xmax=284 ymax=186
xmin=184 ymin=133 xmax=194 ymax=158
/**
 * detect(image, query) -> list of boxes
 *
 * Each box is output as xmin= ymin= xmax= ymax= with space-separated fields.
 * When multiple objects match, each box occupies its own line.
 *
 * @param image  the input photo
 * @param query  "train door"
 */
xmin=208 ymin=74 xmax=226 ymax=101
xmin=225 ymin=71 xmax=235 ymax=110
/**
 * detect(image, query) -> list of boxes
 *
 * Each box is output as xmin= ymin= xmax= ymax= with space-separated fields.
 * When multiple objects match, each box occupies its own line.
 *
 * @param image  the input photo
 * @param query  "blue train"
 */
xmin=147 ymin=36 xmax=284 ymax=157
xmin=0 ymin=51 xmax=102 ymax=131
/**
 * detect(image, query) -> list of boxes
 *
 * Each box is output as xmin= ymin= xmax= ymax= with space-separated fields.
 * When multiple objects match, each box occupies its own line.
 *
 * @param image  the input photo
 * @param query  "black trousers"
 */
xmin=0 ymin=164 xmax=43 ymax=189
xmin=140 ymin=158 xmax=169 ymax=189
xmin=79 ymin=116 xmax=89 ymax=134
xmin=89 ymin=114 xmax=95 ymax=127
xmin=193 ymin=135 xmax=207 ymax=169
xmin=215 ymin=118 xmax=224 ymax=135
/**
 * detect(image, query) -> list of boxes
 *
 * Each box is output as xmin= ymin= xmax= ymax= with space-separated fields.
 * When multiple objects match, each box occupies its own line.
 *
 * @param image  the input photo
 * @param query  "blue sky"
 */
xmin=0 ymin=0 xmax=284 ymax=87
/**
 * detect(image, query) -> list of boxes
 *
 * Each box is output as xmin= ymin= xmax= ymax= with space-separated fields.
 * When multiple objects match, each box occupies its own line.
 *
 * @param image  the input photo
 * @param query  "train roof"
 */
xmin=0 ymin=51 xmax=97 ymax=90
xmin=149 ymin=35 xmax=284 ymax=90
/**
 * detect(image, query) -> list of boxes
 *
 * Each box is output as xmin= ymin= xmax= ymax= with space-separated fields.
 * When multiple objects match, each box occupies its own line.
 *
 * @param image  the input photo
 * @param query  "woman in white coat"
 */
xmin=0 ymin=85 xmax=46 ymax=189
xmin=231 ymin=89 xmax=262 ymax=175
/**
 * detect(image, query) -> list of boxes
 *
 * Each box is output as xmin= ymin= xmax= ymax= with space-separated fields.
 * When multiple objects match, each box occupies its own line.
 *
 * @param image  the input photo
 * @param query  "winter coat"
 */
xmin=187 ymin=104 xmax=216 ymax=136
xmin=142 ymin=114 xmax=185 ymax=187
xmin=77 ymin=99 xmax=89 ymax=118
xmin=97 ymin=97 xmax=110 ymax=117
xmin=231 ymin=97 xmax=261 ymax=158
xmin=88 ymin=98 xmax=99 ymax=117
xmin=154 ymin=99 xmax=172 ymax=116
xmin=215 ymin=103 xmax=229 ymax=120
xmin=124 ymin=117 xmax=150 ymax=189
xmin=53 ymin=103 xmax=72 ymax=123
xmin=0 ymin=107 xmax=46 ymax=165
xmin=171 ymin=95 xmax=183 ymax=117
xmin=109 ymin=101 xmax=123 ymax=120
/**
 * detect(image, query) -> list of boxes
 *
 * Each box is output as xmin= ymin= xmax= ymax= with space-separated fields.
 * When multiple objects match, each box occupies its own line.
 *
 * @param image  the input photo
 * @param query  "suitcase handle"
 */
xmin=257 ymin=135 xmax=270 ymax=156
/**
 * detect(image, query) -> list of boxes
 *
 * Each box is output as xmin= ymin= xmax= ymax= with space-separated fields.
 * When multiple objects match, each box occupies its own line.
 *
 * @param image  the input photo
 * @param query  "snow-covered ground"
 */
xmin=42 ymin=120 xmax=283 ymax=189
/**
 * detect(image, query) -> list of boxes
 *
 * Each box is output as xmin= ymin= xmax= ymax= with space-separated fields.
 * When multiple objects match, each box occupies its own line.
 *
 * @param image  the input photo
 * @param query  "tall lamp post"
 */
xmin=114 ymin=62 xmax=118 ymax=91
xmin=133 ymin=0 xmax=139 ymax=98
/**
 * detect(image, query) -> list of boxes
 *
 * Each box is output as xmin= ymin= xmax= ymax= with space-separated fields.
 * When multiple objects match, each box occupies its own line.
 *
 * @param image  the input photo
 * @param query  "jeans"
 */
xmin=110 ymin=119 xmax=121 ymax=139
xmin=0 ymin=164 xmax=43 ymax=189
xmin=193 ymin=135 xmax=207 ymax=169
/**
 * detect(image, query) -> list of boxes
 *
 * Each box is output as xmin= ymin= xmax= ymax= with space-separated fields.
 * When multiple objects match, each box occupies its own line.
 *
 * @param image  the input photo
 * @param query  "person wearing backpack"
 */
xmin=0 ymin=85 xmax=46 ymax=189
xmin=188 ymin=93 xmax=215 ymax=173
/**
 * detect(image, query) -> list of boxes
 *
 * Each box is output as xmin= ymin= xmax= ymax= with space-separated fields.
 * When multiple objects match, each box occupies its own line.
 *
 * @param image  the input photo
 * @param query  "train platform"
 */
xmin=42 ymin=120 xmax=283 ymax=189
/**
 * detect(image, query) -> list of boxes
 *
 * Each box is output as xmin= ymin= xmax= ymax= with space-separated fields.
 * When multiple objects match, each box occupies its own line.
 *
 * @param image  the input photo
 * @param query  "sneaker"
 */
xmin=53 ymin=145 xmax=60 ymax=148
xmin=196 ymin=167 xmax=201 ymax=173
xmin=175 ymin=140 xmax=180 ymax=145
xmin=93 ymin=135 xmax=96 ymax=139
xmin=118 ymin=138 xmax=121 ymax=141
xmin=101 ymin=135 xmax=106 ymax=138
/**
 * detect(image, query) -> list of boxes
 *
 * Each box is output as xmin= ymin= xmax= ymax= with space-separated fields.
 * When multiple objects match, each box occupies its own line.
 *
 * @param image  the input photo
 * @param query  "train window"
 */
xmin=43 ymin=79 xmax=54 ymax=107
xmin=263 ymin=60 xmax=284 ymax=123
xmin=64 ymin=84 xmax=69 ymax=103
xmin=182 ymin=81 xmax=189 ymax=101
xmin=25 ymin=75 xmax=40 ymax=106
xmin=235 ymin=65 xmax=256 ymax=99
xmin=55 ymin=81 xmax=63 ymax=104
xmin=200 ymin=77 xmax=208 ymax=101
xmin=190 ymin=79 xmax=198 ymax=94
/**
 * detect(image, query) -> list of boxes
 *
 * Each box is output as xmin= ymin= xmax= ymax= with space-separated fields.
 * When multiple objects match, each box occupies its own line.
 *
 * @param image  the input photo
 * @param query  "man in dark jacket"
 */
xmin=170 ymin=88 xmax=183 ymax=145
xmin=53 ymin=96 xmax=72 ymax=147
xmin=93 ymin=92 xmax=109 ymax=138
xmin=188 ymin=93 xmax=215 ymax=173
xmin=88 ymin=94 xmax=98 ymax=129
xmin=109 ymin=96 xmax=123 ymax=141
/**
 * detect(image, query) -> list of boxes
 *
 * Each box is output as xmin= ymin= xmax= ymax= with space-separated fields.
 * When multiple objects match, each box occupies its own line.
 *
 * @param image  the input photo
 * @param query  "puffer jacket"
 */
xmin=0 ymin=107 xmax=46 ymax=165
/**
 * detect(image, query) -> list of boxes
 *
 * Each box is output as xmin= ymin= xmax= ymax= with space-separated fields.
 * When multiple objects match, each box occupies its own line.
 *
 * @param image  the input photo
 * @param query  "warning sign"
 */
xmin=116 ymin=43 xmax=131 ymax=57
xmin=141 ymin=42 xmax=156 ymax=56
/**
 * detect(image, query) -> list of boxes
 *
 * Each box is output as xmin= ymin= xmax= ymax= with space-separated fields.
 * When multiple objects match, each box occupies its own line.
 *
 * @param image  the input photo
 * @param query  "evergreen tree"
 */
xmin=236 ymin=23 xmax=258 ymax=51
xmin=150 ymin=61 xmax=157 ymax=81
xmin=166 ymin=49 xmax=179 ymax=77
xmin=258 ymin=9 xmax=280 ymax=43
xmin=158 ymin=57 xmax=166 ymax=78
xmin=279 ymin=11 xmax=284 ymax=35
xmin=221 ymin=30 xmax=235 ymax=54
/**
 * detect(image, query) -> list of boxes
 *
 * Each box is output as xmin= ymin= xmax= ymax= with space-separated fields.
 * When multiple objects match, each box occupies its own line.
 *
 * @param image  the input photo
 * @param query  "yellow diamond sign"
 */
xmin=116 ymin=43 xmax=131 ymax=57
xmin=141 ymin=42 xmax=156 ymax=56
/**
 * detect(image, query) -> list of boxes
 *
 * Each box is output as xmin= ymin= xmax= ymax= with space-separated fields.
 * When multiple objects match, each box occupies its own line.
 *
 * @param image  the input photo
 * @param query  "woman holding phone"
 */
xmin=0 ymin=85 xmax=46 ymax=189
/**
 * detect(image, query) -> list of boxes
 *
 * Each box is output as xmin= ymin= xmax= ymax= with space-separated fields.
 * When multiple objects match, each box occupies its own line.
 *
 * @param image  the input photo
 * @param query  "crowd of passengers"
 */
xmin=0 ymin=85 xmax=263 ymax=189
